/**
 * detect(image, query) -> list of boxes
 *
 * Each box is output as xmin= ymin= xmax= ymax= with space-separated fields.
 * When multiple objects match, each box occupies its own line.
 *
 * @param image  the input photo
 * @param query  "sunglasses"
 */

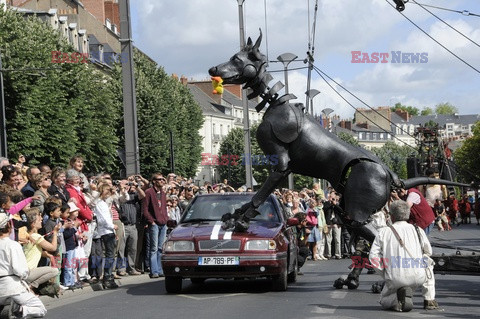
xmin=154 ymin=178 xmax=166 ymax=182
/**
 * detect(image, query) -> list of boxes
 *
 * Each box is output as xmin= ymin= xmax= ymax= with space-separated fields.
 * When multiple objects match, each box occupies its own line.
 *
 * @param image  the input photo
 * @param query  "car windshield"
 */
xmin=182 ymin=194 xmax=280 ymax=223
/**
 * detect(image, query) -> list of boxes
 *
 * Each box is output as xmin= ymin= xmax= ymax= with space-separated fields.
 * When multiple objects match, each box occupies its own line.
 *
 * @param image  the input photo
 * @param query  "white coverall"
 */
xmin=0 ymin=237 xmax=47 ymax=318
xmin=369 ymin=221 xmax=433 ymax=309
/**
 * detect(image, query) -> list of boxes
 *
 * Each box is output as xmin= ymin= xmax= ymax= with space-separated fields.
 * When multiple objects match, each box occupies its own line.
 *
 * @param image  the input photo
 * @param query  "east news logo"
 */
xmin=351 ymin=51 xmax=428 ymax=63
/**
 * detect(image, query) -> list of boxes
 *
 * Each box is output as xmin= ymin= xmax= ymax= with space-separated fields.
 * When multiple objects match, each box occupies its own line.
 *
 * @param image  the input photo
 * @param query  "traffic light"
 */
xmin=211 ymin=76 xmax=223 ymax=94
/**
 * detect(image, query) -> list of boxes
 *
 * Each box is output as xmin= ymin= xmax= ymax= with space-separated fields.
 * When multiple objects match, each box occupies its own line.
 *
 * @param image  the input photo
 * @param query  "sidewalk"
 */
xmin=429 ymin=222 xmax=480 ymax=255
xmin=40 ymin=273 xmax=158 ymax=310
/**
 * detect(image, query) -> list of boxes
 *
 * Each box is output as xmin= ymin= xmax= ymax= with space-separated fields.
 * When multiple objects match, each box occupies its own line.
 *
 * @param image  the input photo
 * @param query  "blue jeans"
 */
xmin=62 ymin=250 xmax=76 ymax=287
xmin=148 ymin=223 xmax=167 ymax=275
xmin=424 ymin=222 xmax=434 ymax=236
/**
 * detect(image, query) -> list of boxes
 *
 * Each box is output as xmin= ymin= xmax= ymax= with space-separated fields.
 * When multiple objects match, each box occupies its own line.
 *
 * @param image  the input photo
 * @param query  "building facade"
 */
xmin=185 ymin=78 xmax=265 ymax=185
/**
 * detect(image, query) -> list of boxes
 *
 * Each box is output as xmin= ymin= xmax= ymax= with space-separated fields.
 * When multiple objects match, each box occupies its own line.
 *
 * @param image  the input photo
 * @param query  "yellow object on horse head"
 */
xmin=211 ymin=76 xmax=223 ymax=94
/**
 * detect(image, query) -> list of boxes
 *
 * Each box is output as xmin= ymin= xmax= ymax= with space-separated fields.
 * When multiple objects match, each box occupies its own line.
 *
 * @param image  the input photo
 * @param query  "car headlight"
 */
xmin=245 ymin=240 xmax=276 ymax=251
xmin=164 ymin=240 xmax=195 ymax=252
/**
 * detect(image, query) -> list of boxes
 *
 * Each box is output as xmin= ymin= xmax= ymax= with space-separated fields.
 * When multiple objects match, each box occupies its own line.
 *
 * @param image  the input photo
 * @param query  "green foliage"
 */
xmin=420 ymin=107 xmax=433 ymax=116
xmin=112 ymin=48 xmax=203 ymax=178
xmin=391 ymin=102 xmax=419 ymax=116
xmin=454 ymin=121 xmax=480 ymax=182
xmin=435 ymin=102 xmax=458 ymax=115
xmin=218 ymin=127 xmax=247 ymax=188
xmin=1 ymin=8 xmax=203 ymax=177
xmin=371 ymin=141 xmax=416 ymax=179
xmin=337 ymin=131 xmax=359 ymax=146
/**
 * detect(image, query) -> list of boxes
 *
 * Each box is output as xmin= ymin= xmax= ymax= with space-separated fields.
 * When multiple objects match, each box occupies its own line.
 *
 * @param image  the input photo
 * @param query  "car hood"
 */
xmin=170 ymin=221 xmax=283 ymax=240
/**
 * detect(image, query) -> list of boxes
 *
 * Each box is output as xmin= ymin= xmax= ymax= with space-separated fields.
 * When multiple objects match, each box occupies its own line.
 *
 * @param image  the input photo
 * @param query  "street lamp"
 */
xmin=236 ymin=0 xmax=253 ymax=189
xmin=277 ymin=53 xmax=298 ymax=95
xmin=277 ymin=53 xmax=298 ymax=190
xmin=0 ymin=51 xmax=6 ymax=157
xmin=305 ymin=89 xmax=320 ymax=115
xmin=322 ymin=108 xmax=334 ymax=132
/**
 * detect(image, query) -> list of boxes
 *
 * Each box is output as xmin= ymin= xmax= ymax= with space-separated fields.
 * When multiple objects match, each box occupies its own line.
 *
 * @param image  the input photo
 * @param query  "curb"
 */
xmin=39 ymin=273 xmax=159 ymax=305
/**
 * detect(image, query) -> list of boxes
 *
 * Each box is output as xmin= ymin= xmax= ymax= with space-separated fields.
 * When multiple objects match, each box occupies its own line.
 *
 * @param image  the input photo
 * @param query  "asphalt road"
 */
xmin=43 ymin=224 xmax=480 ymax=319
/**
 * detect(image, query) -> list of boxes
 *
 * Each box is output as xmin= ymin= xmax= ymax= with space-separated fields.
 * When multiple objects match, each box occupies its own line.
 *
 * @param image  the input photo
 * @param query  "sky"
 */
xmin=130 ymin=0 xmax=480 ymax=120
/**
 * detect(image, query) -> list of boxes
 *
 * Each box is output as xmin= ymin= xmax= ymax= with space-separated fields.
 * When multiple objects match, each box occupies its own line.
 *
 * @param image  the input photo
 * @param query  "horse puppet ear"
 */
xmin=252 ymin=29 xmax=263 ymax=60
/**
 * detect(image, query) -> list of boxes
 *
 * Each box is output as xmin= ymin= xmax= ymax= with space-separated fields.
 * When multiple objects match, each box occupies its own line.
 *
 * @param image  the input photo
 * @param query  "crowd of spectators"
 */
xmin=0 ymin=153 xmax=478 ymax=309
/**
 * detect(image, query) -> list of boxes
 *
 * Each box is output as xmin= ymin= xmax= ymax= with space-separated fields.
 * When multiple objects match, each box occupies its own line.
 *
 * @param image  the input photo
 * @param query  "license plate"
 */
xmin=198 ymin=256 xmax=239 ymax=266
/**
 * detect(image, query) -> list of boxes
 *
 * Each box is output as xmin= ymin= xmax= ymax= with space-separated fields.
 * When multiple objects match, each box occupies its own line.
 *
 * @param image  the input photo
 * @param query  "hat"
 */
xmin=65 ymin=169 xmax=80 ymax=180
xmin=68 ymin=202 xmax=80 ymax=212
xmin=0 ymin=212 xmax=8 ymax=229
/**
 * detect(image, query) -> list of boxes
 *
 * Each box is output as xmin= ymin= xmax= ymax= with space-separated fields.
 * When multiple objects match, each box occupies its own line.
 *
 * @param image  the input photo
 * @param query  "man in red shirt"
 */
xmin=395 ymin=188 xmax=435 ymax=235
xmin=142 ymin=173 xmax=168 ymax=278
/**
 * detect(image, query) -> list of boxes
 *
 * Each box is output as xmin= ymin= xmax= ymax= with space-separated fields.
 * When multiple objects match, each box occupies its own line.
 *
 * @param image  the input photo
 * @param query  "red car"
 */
xmin=161 ymin=193 xmax=299 ymax=293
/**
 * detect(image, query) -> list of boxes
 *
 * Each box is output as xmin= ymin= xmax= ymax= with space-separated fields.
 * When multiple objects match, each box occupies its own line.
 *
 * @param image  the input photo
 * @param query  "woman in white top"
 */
xmin=94 ymin=183 xmax=118 ymax=289
xmin=0 ymin=212 xmax=47 ymax=318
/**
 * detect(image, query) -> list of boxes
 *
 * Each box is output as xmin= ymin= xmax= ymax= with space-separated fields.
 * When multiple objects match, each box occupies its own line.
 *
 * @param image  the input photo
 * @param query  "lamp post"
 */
xmin=119 ymin=0 xmax=140 ymax=175
xmin=322 ymin=108 xmax=334 ymax=132
xmin=277 ymin=53 xmax=298 ymax=190
xmin=305 ymin=89 xmax=320 ymax=115
xmin=0 ymin=51 xmax=6 ymax=157
xmin=237 ymin=0 xmax=253 ymax=189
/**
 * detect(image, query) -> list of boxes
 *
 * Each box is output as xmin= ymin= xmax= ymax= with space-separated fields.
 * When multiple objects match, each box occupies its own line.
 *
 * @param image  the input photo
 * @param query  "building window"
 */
xmin=358 ymin=132 xmax=364 ymax=140
xmin=212 ymin=123 xmax=216 ymax=135
xmin=380 ymin=133 xmax=384 ymax=139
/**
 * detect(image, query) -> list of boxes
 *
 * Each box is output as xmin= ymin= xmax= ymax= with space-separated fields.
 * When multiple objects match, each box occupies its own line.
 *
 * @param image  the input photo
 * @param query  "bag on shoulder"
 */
xmin=36 ymin=280 xmax=61 ymax=298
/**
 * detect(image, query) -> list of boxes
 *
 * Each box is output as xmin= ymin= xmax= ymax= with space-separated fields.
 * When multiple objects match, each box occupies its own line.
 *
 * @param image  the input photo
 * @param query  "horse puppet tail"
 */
xmin=401 ymin=177 xmax=471 ymax=190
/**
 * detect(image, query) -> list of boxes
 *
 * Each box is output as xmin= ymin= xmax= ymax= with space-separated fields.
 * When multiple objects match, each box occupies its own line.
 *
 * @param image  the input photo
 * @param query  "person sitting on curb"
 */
xmin=0 ymin=211 xmax=47 ymax=318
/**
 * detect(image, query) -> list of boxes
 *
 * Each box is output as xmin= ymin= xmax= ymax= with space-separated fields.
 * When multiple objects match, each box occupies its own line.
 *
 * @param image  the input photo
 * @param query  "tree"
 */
xmin=454 ymin=121 xmax=480 ymax=182
xmin=420 ymin=107 xmax=433 ymax=116
xmin=1 ymin=8 xmax=203 ymax=177
xmin=337 ymin=132 xmax=359 ymax=146
xmin=0 ymin=8 xmax=120 ymax=170
xmin=391 ymin=103 xmax=419 ymax=116
xmin=435 ymin=102 xmax=458 ymax=115
xmin=371 ymin=142 xmax=416 ymax=179
xmin=111 ymin=49 xmax=204 ymax=178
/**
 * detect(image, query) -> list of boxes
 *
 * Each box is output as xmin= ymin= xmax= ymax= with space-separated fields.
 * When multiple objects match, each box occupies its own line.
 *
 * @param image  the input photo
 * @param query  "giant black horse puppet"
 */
xmin=209 ymin=29 xmax=471 ymax=290
xmin=209 ymin=30 xmax=468 ymax=234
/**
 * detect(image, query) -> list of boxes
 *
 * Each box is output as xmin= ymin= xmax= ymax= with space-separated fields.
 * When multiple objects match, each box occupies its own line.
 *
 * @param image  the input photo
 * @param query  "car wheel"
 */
xmin=271 ymin=268 xmax=288 ymax=291
xmin=190 ymin=278 xmax=206 ymax=284
xmin=165 ymin=276 xmax=182 ymax=293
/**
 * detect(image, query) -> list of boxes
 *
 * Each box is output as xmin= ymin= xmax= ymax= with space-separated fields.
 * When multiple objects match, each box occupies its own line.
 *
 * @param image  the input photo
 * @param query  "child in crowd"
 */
xmin=41 ymin=199 xmax=63 ymax=281
xmin=61 ymin=202 xmax=80 ymax=289
xmin=73 ymin=205 xmax=88 ymax=286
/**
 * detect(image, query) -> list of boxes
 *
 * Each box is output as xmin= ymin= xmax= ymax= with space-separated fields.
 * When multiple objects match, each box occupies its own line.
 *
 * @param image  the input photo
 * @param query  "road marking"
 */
xmin=330 ymin=290 xmax=348 ymax=299
xmin=177 ymin=293 xmax=247 ymax=300
xmin=210 ymin=221 xmax=222 ymax=240
xmin=311 ymin=306 xmax=336 ymax=314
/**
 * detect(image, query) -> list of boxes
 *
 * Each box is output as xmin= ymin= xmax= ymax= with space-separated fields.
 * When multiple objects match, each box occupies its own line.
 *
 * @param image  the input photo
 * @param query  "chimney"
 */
xmin=395 ymin=109 xmax=410 ymax=121
xmin=345 ymin=120 xmax=352 ymax=131
xmin=180 ymin=75 xmax=188 ymax=86
xmin=357 ymin=122 xmax=369 ymax=129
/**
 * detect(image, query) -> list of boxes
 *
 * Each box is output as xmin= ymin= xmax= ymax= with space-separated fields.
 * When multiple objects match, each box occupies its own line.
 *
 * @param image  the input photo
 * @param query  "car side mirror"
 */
xmin=286 ymin=217 xmax=299 ymax=227
xmin=167 ymin=220 xmax=178 ymax=228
